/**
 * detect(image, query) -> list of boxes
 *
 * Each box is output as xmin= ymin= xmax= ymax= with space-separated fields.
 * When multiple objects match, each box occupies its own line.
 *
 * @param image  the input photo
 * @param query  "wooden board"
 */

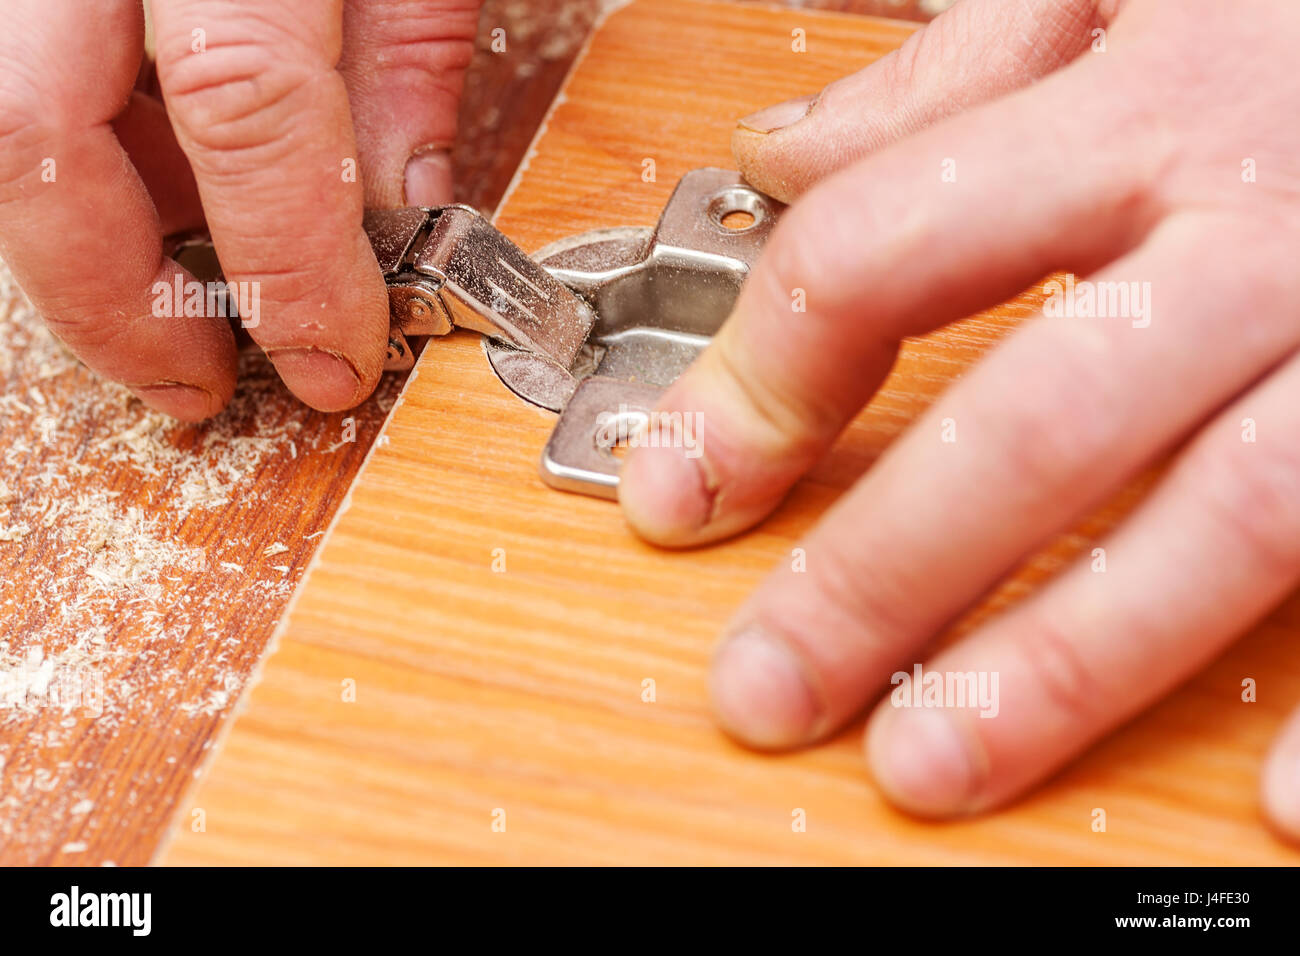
xmin=160 ymin=0 xmax=1300 ymax=865
xmin=0 ymin=0 xmax=611 ymax=867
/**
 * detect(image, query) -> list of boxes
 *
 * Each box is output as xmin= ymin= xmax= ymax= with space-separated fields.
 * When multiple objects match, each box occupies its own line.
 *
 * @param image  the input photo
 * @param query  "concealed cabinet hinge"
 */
xmin=165 ymin=168 xmax=783 ymax=500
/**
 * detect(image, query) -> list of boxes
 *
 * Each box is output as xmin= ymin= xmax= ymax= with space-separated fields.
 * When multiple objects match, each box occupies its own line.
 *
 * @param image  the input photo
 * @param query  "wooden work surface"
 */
xmin=0 ymin=0 xmax=622 ymax=868
xmin=0 ymin=0 xmax=944 ymax=869
xmin=157 ymin=0 xmax=1300 ymax=865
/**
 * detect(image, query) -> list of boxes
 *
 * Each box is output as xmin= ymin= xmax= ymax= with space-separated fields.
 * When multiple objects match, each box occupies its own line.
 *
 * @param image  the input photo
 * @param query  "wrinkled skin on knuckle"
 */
xmin=0 ymin=6 xmax=141 ymax=194
xmin=230 ymin=260 xmax=333 ymax=314
xmin=341 ymin=0 xmax=479 ymax=79
xmin=155 ymin=6 xmax=341 ymax=157
xmin=337 ymin=0 xmax=479 ymax=203
xmin=40 ymin=295 xmax=152 ymax=357
xmin=1025 ymin=0 xmax=1112 ymax=63
xmin=862 ymin=0 xmax=1103 ymax=115
xmin=708 ymin=326 xmax=831 ymax=467
xmin=1011 ymin=608 xmax=1114 ymax=730
xmin=869 ymin=26 xmax=937 ymax=127
xmin=977 ymin=335 xmax=1127 ymax=503
xmin=1187 ymin=432 xmax=1300 ymax=574
xmin=765 ymin=186 xmax=890 ymax=324
xmin=162 ymin=56 xmax=332 ymax=160
xmin=1111 ymin=0 xmax=1300 ymax=211
xmin=0 ymin=74 xmax=53 ymax=194
xmin=805 ymin=527 xmax=931 ymax=658
xmin=732 ymin=205 xmax=878 ymax=436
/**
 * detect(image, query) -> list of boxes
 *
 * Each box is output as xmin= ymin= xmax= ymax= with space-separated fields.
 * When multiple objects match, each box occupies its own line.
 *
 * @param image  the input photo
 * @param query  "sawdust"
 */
xmin=501 ymin=0 xmax=606 ymax=61
xmin=0 ymin=267 xmax=306 ymax=691
xmin=0 ymin=256 xmax=392 ymax=859
xmin=0 ymin=0 xmax=659 ymax=872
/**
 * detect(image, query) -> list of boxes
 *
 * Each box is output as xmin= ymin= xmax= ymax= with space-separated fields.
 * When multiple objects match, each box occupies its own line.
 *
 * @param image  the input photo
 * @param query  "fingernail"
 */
xmin=710 ymin=629 xmax=821 ymax=749
xmin=133 ymin=382 xmax=220 ymax=421
xmin=619 ymin=444 xmax=714 ymax=546
xmin=268 ymin=348 xmax=362 ymax=411
xmin=403 ymin=148 xmax=454 ymax=206
xmin=737 ymin=94 xmax=817 ymax=134
xmin=867 ymin=705 xmax=984 ymax=817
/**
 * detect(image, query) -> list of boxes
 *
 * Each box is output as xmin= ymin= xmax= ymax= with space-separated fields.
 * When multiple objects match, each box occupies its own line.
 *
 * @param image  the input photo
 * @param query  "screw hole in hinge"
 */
xmin=707 ymin=186 xmax=767 ymax=233
xmin=594 ymin=408 xmax=651 ymax=461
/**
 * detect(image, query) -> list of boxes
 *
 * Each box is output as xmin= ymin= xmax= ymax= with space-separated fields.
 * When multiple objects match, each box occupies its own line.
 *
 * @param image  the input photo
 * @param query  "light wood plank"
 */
xmin=161 ymin=0 xmax=1300 ymax=865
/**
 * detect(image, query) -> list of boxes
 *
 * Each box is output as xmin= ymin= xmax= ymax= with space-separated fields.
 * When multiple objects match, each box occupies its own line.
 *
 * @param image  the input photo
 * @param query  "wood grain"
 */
xmin=160 ymin=0 xmax=1300 ymax=865
xmin=1 ymin=0 xmax=941 ymax=869
xmin=0 ymin=0 xmax=653 ymax=867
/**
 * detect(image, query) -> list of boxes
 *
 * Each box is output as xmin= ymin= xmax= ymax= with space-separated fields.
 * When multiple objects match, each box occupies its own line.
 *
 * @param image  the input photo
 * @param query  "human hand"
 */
xmin=0 ymin=0 xmax=482 ymax=419
xmin=619 ymin=0 xmax=1300 ymax=840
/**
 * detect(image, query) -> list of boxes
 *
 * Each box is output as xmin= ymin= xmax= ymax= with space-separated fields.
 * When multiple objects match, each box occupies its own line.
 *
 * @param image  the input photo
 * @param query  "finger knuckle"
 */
xmin=986 ymin=334 xmax=1125 ymax=499
xmin=42 ymin=301 xmax=137 ymax=355
xmin=710 ymin=329 xmax=832 ymax=462
xmin=213 ymin=261 xmax=322 ymax=321
xmin=1014 ymin=611 xmax=1111 ymax=726
xmin=879 ymin=27 xmax=934 ymax=108
xmin=347 ymin=0 xmax=478 ymax=73
xmin=1190 ymin=428 xmax=1300 ymax=571
xmin=158 ymin=33 xmax=326 ymax=157
xmin=1007 ymin=0 xmax=1101 ymax=71
xmin=773 ymin=192 xmax=866 ymax=288
xmin=0 ymin=68 xmax=55 ymax=190
xmin=716 ymin=185 xmax=920 ymax=457
xmin=805 ymin=529 xmax=927 ymax=655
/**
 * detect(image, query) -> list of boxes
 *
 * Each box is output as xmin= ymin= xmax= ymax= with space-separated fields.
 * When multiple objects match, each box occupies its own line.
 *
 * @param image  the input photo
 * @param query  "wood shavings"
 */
xmin=0 ymin=256 xmax=397 ymax=863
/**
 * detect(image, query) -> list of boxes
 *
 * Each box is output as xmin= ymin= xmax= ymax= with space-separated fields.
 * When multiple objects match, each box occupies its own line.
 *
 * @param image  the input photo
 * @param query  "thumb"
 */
xmin=340 ymin=0 xmax=483 ymax=207
xmin=733 ymin=0 xmax=1118 ymax=202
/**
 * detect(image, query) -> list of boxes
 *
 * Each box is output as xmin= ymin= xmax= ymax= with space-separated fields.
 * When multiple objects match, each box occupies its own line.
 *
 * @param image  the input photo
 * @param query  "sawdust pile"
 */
xmin=0 ymin=257 xmax=390 ymax=861
xmin=0 ymin=263 xmax=308 ymax=717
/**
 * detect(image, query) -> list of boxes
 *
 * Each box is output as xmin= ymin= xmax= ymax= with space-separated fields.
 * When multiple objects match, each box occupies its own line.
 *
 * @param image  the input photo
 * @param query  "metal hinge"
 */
xmin=165 ymin=169 xmax=782 ymax=500
xmin=492 ymin=169 xmax=782 ymax=498
xmin=362 ymin=205 xmax=595 ymax=374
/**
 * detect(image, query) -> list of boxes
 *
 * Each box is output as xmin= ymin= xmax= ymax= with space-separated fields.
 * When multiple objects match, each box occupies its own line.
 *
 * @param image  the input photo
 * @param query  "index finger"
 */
xmin=0 ymin=0 xmax=237 ymax=421
xmin=619 ymin=57 xmax=1161 ymax=546
xmin=151 ymin=0 xmax=389 ymax=411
